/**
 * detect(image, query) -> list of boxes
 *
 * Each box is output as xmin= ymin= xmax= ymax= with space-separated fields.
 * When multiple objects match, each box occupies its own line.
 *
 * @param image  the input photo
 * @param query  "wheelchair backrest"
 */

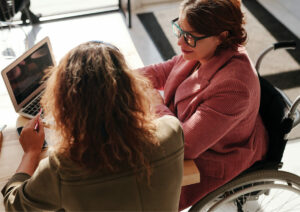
xmin=258 ymin=76 xmax=290 ymax=166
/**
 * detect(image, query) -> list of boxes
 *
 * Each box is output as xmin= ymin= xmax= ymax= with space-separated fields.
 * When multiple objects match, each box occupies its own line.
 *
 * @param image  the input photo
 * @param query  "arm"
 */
xmin=181 ymin=80 xmax=250 ymax=159
xmin=147 ymin=88 xmax=175 ymax=116
xmin=17 ymin=114 xmax=45 ymax=176
xmin=0 ymin=115 xmax=61 ymax=211
xmin=138 ymin=55 xmax=180 ymax=90
xmin=1 ymin=157 xmax=61 ymax=211
xmin=138 ymin=56 xmax=181 ymax=116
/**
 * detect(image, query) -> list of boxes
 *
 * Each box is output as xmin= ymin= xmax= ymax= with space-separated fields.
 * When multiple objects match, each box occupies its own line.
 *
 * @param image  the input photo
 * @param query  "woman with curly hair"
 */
xmin=139 ymin=0 xmax=268 ymax=210
xmin=2 ymin=41 xmax=184 ymax=211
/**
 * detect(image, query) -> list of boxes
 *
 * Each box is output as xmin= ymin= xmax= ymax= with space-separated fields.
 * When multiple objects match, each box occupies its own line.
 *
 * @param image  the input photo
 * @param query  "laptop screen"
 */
xmin=4 ymin=43 xmax=54 ymax=105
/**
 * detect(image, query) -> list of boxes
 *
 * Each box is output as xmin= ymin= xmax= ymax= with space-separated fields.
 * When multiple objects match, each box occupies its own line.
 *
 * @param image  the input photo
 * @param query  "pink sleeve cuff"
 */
xmin=155 ymin=104 xmax=175 ymax=117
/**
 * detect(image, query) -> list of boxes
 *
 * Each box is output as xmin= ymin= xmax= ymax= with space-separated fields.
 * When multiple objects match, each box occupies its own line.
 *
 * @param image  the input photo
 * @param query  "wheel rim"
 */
xmin=191 ymin=170 xmax=300 ymax=212
xmin=204 ymin=179 xmax=300 ymax=212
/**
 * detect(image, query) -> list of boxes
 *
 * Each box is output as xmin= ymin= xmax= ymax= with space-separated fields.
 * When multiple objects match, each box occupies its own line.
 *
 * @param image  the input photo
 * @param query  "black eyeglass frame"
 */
xmin=171 ymin=17 xmax=211 ymax=48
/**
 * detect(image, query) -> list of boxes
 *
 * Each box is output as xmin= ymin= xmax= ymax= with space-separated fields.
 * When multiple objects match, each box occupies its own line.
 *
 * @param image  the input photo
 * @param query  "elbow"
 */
xmin=3 ymin=189 xmax=19 ymax=212
xmin=184 ymin=145 xmax=200 ymax=159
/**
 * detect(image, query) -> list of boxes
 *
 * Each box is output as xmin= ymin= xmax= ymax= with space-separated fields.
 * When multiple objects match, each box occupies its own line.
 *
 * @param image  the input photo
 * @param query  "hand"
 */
xmin=149 ymin=89 xmax=164 ymax=106
xmin=16 ymin=115 xmax=45 ymax=175
xmin=19 ymin=114 xmax=45 ymax=155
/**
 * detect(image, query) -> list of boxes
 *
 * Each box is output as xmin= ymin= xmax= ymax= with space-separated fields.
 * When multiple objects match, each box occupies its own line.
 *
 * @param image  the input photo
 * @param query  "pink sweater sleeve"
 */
xmin=139 ymin=56 xmax=180 ymax=90
xmin=155 ymin=104 xmax=175 ymax=117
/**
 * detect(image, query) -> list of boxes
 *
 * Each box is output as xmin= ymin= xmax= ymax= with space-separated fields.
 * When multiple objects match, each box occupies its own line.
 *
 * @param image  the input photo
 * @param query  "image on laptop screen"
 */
xmin=5 ymin=43 xmax=54 ymax=105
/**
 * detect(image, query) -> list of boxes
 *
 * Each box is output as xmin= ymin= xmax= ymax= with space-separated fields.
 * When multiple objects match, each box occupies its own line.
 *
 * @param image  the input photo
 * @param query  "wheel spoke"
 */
xmin=191 ymin=170 xmax=300 ymax=212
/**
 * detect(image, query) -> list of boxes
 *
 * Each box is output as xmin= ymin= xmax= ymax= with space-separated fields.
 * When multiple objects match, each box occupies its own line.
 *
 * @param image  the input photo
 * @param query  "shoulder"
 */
xmin=154 ymin=115 xmax=183 ymax=140
xmin=214 ymin=48 xmax=258 ymax=86
xmin=32 ymin=151 xmax=61 ymax=175
xmin=48 ymin=150 xmax=61 ymax=170
xmin=231 ymin=49 xmax=254 ymax=71
xmin=151 ymin=116 xmax=184 ymax=159
xmin=154 ymin=114 xmax=181 ymax=127
xmin=225 ymin=48 xmax=255 ymax=77
xmin=48 ymin=150 xmax=77 ymax=174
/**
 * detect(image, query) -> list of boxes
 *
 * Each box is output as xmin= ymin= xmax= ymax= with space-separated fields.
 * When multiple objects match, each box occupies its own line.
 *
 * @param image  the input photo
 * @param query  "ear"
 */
xmin=220 ymin=31 xmax=229 ymax=40
xmin=216 ymin=31 xmax=229 ymax=45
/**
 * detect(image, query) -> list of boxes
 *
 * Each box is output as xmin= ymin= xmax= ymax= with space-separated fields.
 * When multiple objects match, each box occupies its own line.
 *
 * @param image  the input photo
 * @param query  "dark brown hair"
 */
xmin=41 ymin=41 xmax=158 ymax=177
xmin=181 ymin=0 xmax=247 ymax=50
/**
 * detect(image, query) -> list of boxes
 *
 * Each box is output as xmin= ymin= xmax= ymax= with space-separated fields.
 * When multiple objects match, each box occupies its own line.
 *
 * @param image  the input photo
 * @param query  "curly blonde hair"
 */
xmin=41 ymin=41 xmax=158 ymax=176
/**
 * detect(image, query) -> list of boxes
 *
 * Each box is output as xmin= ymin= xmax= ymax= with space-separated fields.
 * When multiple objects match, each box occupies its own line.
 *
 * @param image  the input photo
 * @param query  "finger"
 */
xmin=32 ymin=115 xmax=40 ymax=126
xmin=24 ymin=116 xmax=40 ymax=129
xmin=38 ymin=120 xmax=45 ymax=135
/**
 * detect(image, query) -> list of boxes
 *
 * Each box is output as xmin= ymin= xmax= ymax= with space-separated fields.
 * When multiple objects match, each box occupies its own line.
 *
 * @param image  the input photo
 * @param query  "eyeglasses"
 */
xmin=171 ymin=18 xmax=211 ymax=48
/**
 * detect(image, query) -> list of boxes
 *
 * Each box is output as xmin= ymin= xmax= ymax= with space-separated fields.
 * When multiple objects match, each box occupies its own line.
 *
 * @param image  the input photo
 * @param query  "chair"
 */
xmin=0 ymin=0 xmax=39 ymax=59
xmin=189 ymin=41 xmax=300 ymax=212
xmin=0 ymin=0 xmax=40 ymax=24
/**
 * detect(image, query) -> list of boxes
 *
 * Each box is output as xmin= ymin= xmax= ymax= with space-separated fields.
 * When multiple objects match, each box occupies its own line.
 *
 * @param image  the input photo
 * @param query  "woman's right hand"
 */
xmin=149 ymin=89 xmax=164 ymax=106
xmin=147 ymin=88 xmax=165 ymax=114
xmin=16 ymin=115 xmax=45 ymax=175
xmin=19 ymin=115 xmax=45 ymax=155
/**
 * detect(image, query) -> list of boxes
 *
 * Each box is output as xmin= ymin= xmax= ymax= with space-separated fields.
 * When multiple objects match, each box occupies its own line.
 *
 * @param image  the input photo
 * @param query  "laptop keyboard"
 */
xmin=22 ymin=95 xmax=42 ymax=116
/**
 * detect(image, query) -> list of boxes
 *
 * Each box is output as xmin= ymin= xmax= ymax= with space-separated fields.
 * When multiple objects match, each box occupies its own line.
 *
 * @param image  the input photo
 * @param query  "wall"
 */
xmin=131 ymin=0 xmax=176 ymax=11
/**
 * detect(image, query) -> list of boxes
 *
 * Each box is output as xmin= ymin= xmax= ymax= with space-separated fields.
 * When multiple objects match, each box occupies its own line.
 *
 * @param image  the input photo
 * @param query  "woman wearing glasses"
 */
xmin=139 ymin=0 xmax=268 ymax=210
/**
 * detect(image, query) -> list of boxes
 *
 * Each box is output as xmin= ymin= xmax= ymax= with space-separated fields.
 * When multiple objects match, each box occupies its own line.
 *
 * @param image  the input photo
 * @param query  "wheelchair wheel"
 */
xmin=189 ymin=170 xmax=300 ymax=212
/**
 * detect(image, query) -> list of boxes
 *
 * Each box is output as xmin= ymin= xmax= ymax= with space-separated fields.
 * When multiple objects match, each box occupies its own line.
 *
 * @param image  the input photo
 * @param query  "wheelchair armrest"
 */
xmin=276 ymin=88 xmax=300 ymax=127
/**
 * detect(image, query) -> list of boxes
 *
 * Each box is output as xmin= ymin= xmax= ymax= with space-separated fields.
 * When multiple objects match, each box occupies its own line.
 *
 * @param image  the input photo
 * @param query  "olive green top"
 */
xmin=2 ymin=115 xmax=184 ymax=211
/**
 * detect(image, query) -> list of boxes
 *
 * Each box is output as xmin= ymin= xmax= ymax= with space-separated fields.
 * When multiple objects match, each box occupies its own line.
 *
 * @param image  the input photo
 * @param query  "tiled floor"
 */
xmin=1 ymin=1 xmax=300 ymax=211
xmin=258 ymin=0 xmax=300 ymax=39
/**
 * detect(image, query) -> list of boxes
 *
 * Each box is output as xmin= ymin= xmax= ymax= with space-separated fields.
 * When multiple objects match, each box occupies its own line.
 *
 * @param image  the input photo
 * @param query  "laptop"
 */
xmin=1 ymin=37 xmax=56 ymax=119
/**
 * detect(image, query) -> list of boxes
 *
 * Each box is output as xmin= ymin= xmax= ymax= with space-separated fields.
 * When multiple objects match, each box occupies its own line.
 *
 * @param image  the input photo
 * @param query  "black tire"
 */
xmin=189 ymin=170 xmax=300 ymax=212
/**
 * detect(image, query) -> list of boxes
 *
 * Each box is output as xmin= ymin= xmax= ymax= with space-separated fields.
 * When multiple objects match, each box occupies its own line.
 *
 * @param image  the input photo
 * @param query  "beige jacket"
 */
xmin=2 ymin=115 xmax=184 ymax=211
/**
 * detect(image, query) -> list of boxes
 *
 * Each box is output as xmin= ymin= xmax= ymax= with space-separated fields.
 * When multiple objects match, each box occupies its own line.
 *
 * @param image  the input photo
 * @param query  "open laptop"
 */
xmin=1 ymin=37 xmax=56 ymax=119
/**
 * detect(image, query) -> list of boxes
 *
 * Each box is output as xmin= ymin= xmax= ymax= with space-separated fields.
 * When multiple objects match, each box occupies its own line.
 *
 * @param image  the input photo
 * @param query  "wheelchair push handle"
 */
xmin=255 ymin=40 xmax=296 ymax=72
xmin=288 ymin=96 xmax=300 ymax=126
xmin=255 ymin=40 xmax=300 ymax=127
xmin=274 ymin=41 xmax=296 ymax=50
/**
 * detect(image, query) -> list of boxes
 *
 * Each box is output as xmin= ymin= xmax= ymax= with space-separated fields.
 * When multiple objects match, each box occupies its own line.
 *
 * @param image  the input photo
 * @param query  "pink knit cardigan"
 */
xmin=140 ymin=47 xmax=269 ymax=210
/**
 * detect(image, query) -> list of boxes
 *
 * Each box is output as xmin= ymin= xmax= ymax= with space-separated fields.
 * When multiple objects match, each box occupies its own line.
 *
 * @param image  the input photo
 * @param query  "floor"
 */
xmin=258 ymin=0 xmax=300 ymax=38
xmin=1 ymin=0 xmax=300 ymax=211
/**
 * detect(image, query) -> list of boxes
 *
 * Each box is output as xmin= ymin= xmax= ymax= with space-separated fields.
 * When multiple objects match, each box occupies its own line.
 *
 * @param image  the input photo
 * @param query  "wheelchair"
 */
xmin=189 ymin=41 xmax=300 ymax=212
